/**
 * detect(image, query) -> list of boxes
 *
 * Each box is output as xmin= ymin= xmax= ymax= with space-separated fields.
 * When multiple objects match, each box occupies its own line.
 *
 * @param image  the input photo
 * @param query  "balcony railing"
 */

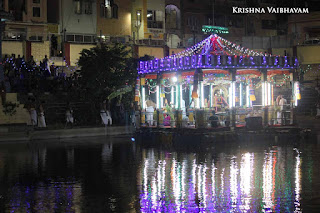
xmin=136 ymin=39 xmax=165 ymax=46
xmin=65 ymin=34 xmax=97 ymax=44
xmin=2 ymin=31 xmax=48 ymax=41
xmin=147 ymin=21 xmax=164 ymax=29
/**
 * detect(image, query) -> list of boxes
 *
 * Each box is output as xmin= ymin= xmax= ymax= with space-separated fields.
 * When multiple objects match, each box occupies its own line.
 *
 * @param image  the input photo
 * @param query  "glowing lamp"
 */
xmin=172 ymin=76 xmax=178 ymax=83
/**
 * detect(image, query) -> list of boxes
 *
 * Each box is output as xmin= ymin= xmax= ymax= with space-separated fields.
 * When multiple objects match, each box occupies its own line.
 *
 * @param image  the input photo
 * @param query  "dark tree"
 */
xmin=77 ymin=44 xmax=152 ymax=121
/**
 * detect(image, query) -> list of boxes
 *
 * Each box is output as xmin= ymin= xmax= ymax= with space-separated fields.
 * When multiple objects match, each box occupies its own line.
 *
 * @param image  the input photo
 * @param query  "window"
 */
xmin=112 ymin=4 xmax=118 ymax=19
xmin=215 ymin=15 xmax=225 ymax=27
xmin=100 ymin=3 xmax=105 ymax=17
xmin=33 ymin=7 xmax=40 ymax=17
xmin=33 ymin=0 xmax=40 ymax=3
xmin=166 ymin=9 xmax=177 ymax=29
xmin=105 ymin=0 xmax=111 ymax=7
xmin=187 ymin=16 xmax=199 ymax=31
xmin=147 ymin=10 xmax=163 ymax=29
xmin=228 ymin=16 xmax=244 ymax=28
xmin=105 ymin=5 xmax=112 ymax=18
xmin=74 ymin=0 xmax=82 ymax=14
xmin=84 ymin=1 xmax=92 ymax=14
xmin=147 ymin=10 xmax=154 ymax=21
xmin=100 ymin=0 xmax=117 ymax=19
xmin=262 ymin=20 xmax=276 ymax=30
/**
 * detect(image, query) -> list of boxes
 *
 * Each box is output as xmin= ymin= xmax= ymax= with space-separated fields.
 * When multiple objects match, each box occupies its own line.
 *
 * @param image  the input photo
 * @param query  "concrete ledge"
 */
xmin=0 ymin=126 xmax=134 ymax=142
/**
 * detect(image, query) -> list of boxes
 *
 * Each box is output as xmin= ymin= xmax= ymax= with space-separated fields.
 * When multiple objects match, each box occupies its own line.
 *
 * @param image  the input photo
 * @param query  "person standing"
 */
xmin=209 ymin=110 xmax=220 ymax=128
xmin=130 ymin=103 xmax=136 ymax=127
xmin=0 ymin=82 xmax=6 ymax=105
xmin=29 ymin=102 xmax=38 ymax=127
xmin=37 ymin=103 xmax=46 ymax=128
xmin=276 ymin=95 xmax=282 ymax=124
xmin=100 ymin=101 xmax=112 ymax=126
xmin=65 ymin=102 xmax=74 ymax=127
xmin=279 ymin=95 xmax=287 ymax=125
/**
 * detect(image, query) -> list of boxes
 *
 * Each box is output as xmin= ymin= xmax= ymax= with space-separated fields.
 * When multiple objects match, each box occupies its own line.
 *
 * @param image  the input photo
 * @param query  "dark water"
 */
xmin=0 ymin=136 xmax=319 ymax=213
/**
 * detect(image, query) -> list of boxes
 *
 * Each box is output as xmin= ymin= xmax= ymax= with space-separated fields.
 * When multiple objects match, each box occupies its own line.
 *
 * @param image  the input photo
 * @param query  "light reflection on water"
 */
xmin=139 ymin=147 xmax=303 ymax=212
xmin=0 ymin=138 xmax=319 ymax=212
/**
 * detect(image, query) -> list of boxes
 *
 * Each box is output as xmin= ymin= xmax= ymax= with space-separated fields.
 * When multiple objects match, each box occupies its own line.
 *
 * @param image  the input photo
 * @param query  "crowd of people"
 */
xmin=2 ymin=54 xmax=80 ymax=94
xmin=1 ymin=54 xmax=138 ymax=128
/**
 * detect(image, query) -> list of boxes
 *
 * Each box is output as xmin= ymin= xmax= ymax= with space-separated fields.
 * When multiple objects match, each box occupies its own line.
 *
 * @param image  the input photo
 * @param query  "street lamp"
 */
xmin=136 ymin=10 xmax=141 ymax=25
xmin=136 ymin=10 xmax=142 ymax=43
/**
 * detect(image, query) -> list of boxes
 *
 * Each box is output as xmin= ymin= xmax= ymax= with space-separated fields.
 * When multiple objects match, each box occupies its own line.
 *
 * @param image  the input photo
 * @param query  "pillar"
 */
xmin=141 ymin=77 xmax=146 ymax=110
xmin=175 ymin=73 xmax=183 ymax=128
xmin=261 ymin=69 xmax=268 ymax=126
xmin=156 ymin=74 xmax=161 ymax=109
xmin=64 ymin=42 xmax=71 ymax=66
xmin=229 ymin=69 xmax=236 ymax=128
xmin=140 ymin=77 xmax=146 ymax=127
xmin=291 ymin=71 xmax=298 ymax=125
xmin=210 ymin=83 xmax=213 ymax=108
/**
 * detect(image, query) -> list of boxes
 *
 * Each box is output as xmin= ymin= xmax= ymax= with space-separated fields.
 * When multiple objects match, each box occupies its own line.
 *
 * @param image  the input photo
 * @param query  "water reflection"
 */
xmin=294 ymin=148 xmax=301 ymax=213
xmin=139 ymin=147 xmax=302 ymax=212
xmin=0 ymin=139 xmax=319 ymax=212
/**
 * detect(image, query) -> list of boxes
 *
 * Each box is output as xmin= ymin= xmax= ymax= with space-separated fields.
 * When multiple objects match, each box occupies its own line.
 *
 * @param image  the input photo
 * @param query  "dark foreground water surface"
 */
xmin=0 ymin=136 xmax=319 ymax=212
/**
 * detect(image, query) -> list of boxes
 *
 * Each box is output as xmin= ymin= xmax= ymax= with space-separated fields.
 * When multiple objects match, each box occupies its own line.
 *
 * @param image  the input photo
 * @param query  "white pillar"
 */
xmin=200 ymin=82 xmax=204 ymax=108
xmin=156 ymin=85 xmax=160 ymax=109
xmin=210 ymin=83 xmax=213 ymax=108
xmin=246 ymin=85 xmax=250 ymax=107
xmin=171 ymin=86 xmax=174 ymax=106
xmin=142 ymin=86 xmax=146 ymax=109
xmin=240 ymin=83 xmax=242 ymax=106
xmin=175 ymin=85 xmax=179 ymax=108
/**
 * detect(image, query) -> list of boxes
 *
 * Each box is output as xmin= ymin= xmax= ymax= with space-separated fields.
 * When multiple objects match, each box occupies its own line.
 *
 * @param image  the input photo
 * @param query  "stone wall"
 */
xmin=70 ymin=44 xmax=96 ymax=66
xmin=138 ymin=46 xmax=164 ymax=58
xmin=2 ymin=41 xmax=24 ymax=57
xmin=31 ymin=41 xmax=50 ymax=63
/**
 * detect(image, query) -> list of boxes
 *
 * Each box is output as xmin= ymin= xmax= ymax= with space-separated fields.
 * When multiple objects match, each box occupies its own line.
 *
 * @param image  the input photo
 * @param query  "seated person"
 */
xmin=209 ymin=110 xmax=220 ymax=128
xmin=182 ymin=114 xmax=189 ymax=128
xmin=146 ymin=106 xmax=154 ymax=126
xmin=164 ymin=114 xmax=171 ymax=126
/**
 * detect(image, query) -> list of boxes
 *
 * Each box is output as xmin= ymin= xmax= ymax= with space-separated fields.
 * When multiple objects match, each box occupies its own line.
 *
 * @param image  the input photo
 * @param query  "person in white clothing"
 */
xmin=278 ymin=95 xmax=287 ymax=125
xmin=65 ymin=103 xmax=74 ymax=127
xmin=29 ymin=103 xmax=38 ymax=126
xmin=279 ymin=95 xmax=287 ymax=110
xmin=100 ymin=101 xmax=112 ymax=126
xmin=181 ymin=99 xmax=186 ymax=117
xmin=146 ymin=106 xmax=154 ymax=126
xmin=37 ymin=104 xmax=46 ymax=128
xmin=182 ymin=114 xmax=189 ymax=128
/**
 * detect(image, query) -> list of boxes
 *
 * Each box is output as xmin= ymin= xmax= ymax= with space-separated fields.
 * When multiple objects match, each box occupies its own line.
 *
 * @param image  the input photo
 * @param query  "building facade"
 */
xmin=132 ymin=0 xmax=166 ymax=44
xmin=97 ymin=0 xmax=132 ymax=43
xmin=3 ymin=0 xmax=48 ymax=42
xmin=60 ymin=0 xmax=97 ymax=43
xmin=1 ymin=0 xmax=320 ymax=68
